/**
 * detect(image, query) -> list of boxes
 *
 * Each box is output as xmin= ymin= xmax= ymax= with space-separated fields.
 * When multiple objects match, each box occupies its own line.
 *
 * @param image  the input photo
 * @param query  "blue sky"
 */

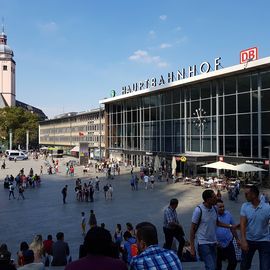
xmin=1 ymin=0 xmax=270 ymax=118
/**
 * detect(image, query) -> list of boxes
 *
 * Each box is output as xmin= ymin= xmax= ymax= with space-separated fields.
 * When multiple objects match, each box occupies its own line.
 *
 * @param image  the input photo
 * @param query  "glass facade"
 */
xmin=106 ymin=68 xmax=270 ymax=162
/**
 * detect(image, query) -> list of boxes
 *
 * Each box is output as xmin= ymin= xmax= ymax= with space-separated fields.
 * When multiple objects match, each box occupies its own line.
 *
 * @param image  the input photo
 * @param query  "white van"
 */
xmin=8 ymin=150 xmax=28 ymax=161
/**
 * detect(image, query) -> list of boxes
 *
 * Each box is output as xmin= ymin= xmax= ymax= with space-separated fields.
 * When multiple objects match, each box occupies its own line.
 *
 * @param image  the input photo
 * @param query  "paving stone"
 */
xmin=0 ymin=157 xmax=260 ymax=269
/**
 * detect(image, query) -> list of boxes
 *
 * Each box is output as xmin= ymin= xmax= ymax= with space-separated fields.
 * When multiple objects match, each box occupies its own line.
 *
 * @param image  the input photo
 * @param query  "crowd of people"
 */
xmin=4 ymin=168 xmax=41 ymax=200
xmin=1 ymin=184 xmax=269 ymax=270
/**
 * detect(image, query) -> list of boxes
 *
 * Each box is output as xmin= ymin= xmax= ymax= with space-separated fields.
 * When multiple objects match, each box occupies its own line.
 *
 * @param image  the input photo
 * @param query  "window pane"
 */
xmin=252 ymin=74 xmax=258 ymax=90
xmin=165 ymin=137 xmax=172 ymax=152
xmin=191 ymin=101 xmax=200 ymax=115
xmin=191 ymin=86 xmax=200 ymax=100
xmin=201 ymin=99 xmax=211 ymax=116
xmin=165 ymin=121 xmax=172 ymax=136
xmin=262 ymin=136 xmax=270 ymax=158
xmin=238 ymin=93 xmax=250 ymax=113
xmin=143 ymin=108 xmax=149 ymax=121
xmin=261 ymin=71 xmax=270 ymax=90
xmin=156 ymin=107 xmax=160 ymax=120
xmin=219 ymin=136 xmax=224 ymax=155
xmin=219 ymin=116 xmax=223 ymax=134
xmin=164 ymin=105 xmax=172 ymax=119
xmin=212 ymin=98 xmax=216 ymax=115
xmin=174 ymin=120 xmax=181 ymax=136
xmin=225 ymin=136 xmax=236 ymax=156
xmin=173 ymin=89 xmax=181 ymax=103
xmin=174 ymin=136 xmax=181 ymax=152
xmin=162 ymin=92 xmax=171 ymax=105
xmin=252 ymin=136 xmax=258 ymax=157
xmin=238 ymin=136 xmax=251 ymax=157
xmin=238 ymin=114 xmax=250 ymax=134
xmin=225 ymin=115 xmax=236 ymax=134
xmin=212 ymin=137 xmax=217 ymax=153
xmin=173 ymin=104 xmax=180 ymax=119
xmin=261 ymin=90 xmax=270 ymax=111
xmin=262 ymin=113 xmax=270 ymax=134
xmin=150 ymin=108 xmax=157 ymax=121
xmin=225 ymin=95 xmax=236 ymax=114
xmin=132 ymin=111 xmax=137 ymax=123
xmin=252 ymin=113 xmax=258 ymax=134
xmin=191 ymin=137 xmax=200 ymax=151
xmin=150 ymin=95 xmax=158 ymax=107
xmin=238 ymin=75 xmax=250 ymax=93
xmin=203 ymin=137 xmax=211 ymax=152
xmin=219 ymin=97 xmax=223 ymax=115
xmin=252 ymin=91 xmax=258 ymax=112
xmin=180 ymin=103 xmax=184 ymax=118
xmin=224 ymin=77 xmax=236 ymax=95
xmin=201 ymin=82 xmax=211 ymax=99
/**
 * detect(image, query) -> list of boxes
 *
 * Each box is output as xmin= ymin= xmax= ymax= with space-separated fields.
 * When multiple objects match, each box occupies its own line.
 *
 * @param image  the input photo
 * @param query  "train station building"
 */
xmin=100 ymin=52 xmax=270 ymax=180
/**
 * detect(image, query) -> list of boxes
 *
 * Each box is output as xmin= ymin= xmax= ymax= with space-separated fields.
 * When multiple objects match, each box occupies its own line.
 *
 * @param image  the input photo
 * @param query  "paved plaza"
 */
xmin=0 ymin=157 xmax=261 ymax=269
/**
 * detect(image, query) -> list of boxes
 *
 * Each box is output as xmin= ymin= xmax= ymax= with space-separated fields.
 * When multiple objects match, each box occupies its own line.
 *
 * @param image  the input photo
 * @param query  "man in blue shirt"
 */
xmin=216 ymin=199 xmax=239 ymax=270
xmin=130 ymin=222 xmax=182 ymax=270
xmin=190 ymin=190 xmax=238 ymax=270
xmin=240 ymin=185 xmax=270 ymax=270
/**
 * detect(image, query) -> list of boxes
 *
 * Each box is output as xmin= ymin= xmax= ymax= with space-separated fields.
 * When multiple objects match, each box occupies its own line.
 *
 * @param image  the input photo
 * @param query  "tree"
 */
xmin=0 ymin=107 xmax=40 ymax=149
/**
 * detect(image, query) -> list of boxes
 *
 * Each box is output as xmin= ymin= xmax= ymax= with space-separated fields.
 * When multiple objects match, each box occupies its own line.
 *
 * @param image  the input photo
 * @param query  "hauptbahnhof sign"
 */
xmin=121 ymin=57 xmax=222 ymax=95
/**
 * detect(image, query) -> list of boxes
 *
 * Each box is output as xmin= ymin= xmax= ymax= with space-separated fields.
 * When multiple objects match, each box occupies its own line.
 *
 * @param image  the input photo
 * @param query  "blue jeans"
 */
xmin=240 ymin=240 xmax=270 ymax=270
xmin=198 ymin=243 xmax=217 ymax=270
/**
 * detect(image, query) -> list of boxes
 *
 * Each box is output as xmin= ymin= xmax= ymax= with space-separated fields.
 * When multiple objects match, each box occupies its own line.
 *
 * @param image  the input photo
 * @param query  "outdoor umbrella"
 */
xmin=201 ymin=161 xmax=237 ymax=171
xmin=234 ymin=163 xmax=267 ymax=173
xmin=171 ymin=156 xmax=177 ymax=176
xmin=154 ymin=155 xmax=160 ymax=172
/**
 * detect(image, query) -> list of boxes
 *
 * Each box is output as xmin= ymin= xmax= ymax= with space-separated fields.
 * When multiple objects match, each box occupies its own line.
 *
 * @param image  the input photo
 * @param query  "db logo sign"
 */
xmin=180 ymin=156 xmax=187 ymax=162
xmin=240 ymin=47 xmax=258 ymax=64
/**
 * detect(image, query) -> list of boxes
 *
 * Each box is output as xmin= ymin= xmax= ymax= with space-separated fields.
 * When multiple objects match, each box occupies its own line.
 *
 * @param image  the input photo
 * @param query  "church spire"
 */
xmin=0 ymin=18 xmax=7 ymax=45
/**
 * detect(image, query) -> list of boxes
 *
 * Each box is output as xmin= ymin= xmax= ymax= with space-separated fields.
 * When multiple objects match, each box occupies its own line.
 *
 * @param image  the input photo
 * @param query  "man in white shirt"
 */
xmin=144 ymin=175 xmax=149 ymax=190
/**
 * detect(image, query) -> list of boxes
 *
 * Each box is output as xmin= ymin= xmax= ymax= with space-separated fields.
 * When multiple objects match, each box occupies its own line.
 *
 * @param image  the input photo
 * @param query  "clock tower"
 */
xmin=0 ymin=25 xmax=16 ymax=107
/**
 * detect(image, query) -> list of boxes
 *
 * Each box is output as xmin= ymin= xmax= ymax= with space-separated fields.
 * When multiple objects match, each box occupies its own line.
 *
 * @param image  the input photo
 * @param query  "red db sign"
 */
xmin=240 ymin=47 xmax=258 ymax=64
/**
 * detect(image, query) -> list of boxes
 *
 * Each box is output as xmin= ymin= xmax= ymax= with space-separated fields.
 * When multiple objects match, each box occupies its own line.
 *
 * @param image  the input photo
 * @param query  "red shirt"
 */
xmin=43 ymin=240 xmax=54 ymax=255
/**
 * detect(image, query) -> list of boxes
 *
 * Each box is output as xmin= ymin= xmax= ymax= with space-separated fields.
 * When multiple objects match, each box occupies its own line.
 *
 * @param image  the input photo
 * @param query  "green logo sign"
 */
xmin=111 ymin=90 xmax=116 ymax=97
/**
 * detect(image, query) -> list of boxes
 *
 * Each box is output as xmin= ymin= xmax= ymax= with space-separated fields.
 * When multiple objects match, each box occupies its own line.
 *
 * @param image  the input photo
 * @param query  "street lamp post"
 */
xmin=9 ymin=129 xmax=12 ymax=150
xmin=26 ymin=130 xmax=29 ymax=152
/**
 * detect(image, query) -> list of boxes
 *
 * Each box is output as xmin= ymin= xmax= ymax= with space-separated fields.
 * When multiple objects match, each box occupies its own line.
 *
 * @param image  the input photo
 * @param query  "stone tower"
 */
xmin=0 ymin=25 xmax=16 ymax=107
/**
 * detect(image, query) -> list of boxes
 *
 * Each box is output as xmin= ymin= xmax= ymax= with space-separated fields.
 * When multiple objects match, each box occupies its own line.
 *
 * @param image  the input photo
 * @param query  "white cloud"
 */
xmin=159 ymin=15 xmax=167 ymax=21
xmin=176 ymin=36 xmax=188 ymax=44
xmin=149 ymin=30 xmax=156 ymax=38
xmin=38 ymin=21 xmax=59 ymax=33
xmin=157 ymin=62 xmax=168 ymax=68
xmin=160 ymin=43 xmax=172 ymax=49
xmin=175 ymin=26 xmax=182 ymax=31
xmin=129 ymin=50 xmax=168 ymax=68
